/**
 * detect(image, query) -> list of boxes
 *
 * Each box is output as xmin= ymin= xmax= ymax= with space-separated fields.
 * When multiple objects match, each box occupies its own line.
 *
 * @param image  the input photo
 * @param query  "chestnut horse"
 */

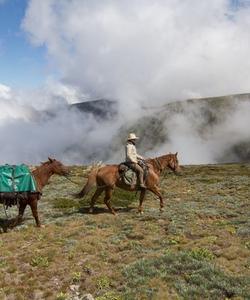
xmin=75 ymin=152 xmax=180 ymax=214
xmin=0 ymin=157 xmax=69 ymax=228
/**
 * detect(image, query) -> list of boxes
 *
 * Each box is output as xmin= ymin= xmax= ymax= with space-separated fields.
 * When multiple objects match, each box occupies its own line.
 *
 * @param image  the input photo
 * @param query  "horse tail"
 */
xmin=74 ymin=167 xmax=99 ymax=198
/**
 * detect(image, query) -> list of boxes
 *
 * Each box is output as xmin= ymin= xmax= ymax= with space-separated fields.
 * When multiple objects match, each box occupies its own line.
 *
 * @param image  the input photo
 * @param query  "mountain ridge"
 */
xmin=68 ymin=93 xmax=250 ymax=163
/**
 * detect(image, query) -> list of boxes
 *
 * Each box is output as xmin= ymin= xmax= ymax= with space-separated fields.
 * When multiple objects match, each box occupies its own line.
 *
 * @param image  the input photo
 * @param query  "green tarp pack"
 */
xmin=0 ymin=164 xmax=37 ymax=192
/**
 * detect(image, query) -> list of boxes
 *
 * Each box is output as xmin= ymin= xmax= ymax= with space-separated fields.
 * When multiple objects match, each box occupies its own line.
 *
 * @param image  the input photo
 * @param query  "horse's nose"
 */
xmin=175 ymin=166 xmax=182 ymax=175
xmin=64 ymin=167 xmax=71 ymax=175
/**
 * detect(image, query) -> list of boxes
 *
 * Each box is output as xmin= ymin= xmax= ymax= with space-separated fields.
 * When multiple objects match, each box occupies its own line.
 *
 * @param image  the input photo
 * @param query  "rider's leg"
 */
xmin=131 ymin=163 xmax=146 ymax=188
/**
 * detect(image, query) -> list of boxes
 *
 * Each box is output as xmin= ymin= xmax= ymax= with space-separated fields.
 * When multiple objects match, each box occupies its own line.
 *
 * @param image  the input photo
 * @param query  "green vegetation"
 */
xmin=123 ymin=251 xmax=249 ymax=299
xmin=56 ymin=292 xmax=68 ymax=300
xmin=187 ymin=247 xmax=215 ymax=261
xmin=0 ymin=163 xmax=249 ymax=299
xmin=30 ymin=255 xmax=49 ymax=268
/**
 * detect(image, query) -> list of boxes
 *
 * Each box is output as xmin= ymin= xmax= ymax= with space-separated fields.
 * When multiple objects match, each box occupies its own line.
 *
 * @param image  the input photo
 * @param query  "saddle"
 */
xmin=118 ymin=160 xmax=149 ymax=187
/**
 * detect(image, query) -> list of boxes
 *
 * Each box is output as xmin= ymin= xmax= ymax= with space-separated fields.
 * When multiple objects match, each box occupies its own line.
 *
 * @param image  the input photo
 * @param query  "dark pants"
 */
xmin=129 ymin=162 xmax=144 ymax=186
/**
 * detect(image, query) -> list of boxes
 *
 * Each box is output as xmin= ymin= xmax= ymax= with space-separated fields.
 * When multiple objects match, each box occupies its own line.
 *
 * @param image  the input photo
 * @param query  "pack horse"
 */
xmin=0 ymin=158 xmax=69 ymax=228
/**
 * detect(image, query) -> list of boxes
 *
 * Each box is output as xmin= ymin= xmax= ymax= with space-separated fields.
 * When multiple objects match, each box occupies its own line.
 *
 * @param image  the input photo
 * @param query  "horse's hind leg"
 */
xmin=89 ymin=187 xmax=104 ymax=213
xmin=138 ymin=189 xmax=146 ymax=214
xmin=16 ymin=202 xmax=27 ymax=224
xmin=149 ymin=185 xmax=164 ymax=212
xmin=104 ymin=188 xmax=116 ymax=215
xmin=30 ymin=199 xmax=41 ymax=227
xmin=11 ymin=202 xmax=27 ymax=228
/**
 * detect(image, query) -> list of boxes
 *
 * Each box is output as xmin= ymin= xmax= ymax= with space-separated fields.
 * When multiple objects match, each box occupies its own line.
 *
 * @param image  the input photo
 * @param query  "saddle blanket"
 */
xmin=119 ymin=161 xmax=148 ymax=186
xmin=0 ymin=164 xmax=37 ymax=193
xmin=122 ymin=168 xmax=137 ymax=186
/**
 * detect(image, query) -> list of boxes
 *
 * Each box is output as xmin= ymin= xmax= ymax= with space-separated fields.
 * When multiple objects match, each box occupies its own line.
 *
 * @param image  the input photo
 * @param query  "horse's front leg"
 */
xmin=138 ymin=189 xmax=146 ymax=214
xmin=149 ymin=185 xmax=164 ymax=212
xmin=29 ymin=199 xmax=41 ymax=227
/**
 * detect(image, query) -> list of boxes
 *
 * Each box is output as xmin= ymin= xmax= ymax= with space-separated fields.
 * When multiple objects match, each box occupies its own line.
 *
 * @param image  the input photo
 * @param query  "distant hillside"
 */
xmin=70 ymin=99 xmax=118 ymax=119
xmin=71 ymin=93 xmax=250 ymax=163
xmin=71 ymin=93 xmax=250 ymax=119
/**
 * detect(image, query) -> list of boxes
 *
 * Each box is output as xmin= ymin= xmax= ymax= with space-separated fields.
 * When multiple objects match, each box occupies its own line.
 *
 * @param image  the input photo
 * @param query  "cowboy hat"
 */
xmin=127 ymin=133 xmax=139 ymax=140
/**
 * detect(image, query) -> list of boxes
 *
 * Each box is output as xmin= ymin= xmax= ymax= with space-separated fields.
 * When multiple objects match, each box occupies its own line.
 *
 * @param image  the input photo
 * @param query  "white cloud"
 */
xmin=0 ymin=1 xmax=249 ymax=165
xmin=0 ymin=84 xmax=35 ymax=127
xmin=157 ymin=98 xmax=250 ymax=164
xmin=0 ymin=82 xmax=121 ymax=164
xmin=22 ymin=0 xmax=250 ymax=105
xmin=0 ymin=83 xmax=11 ymax=99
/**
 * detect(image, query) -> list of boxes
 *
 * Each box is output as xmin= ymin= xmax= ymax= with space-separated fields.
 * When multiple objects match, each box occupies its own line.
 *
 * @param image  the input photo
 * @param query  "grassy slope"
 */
xmin=0 ymin=164 xmax=249 ymax=300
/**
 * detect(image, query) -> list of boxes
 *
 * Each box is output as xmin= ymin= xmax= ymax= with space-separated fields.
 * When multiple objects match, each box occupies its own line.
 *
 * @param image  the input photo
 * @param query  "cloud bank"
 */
xmin=0 ymin=83 xmax=123 ymax=164
xmin=22 ymin=0 xmax=250 ymax=104
xmin=0 ymin=0 xmax=250 ymax=165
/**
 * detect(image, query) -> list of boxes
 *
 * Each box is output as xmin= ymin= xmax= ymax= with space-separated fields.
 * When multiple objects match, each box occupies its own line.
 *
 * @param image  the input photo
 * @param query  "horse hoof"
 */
xmin=160 ymin=208 xmax=164 ymax=213
xmin=37 ymin=224 xmax=45 ymax=228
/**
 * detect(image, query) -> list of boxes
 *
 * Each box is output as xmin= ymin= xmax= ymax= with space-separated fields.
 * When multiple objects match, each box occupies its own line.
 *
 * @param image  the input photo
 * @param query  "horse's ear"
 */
xmin=48 ymin=157 xmax=53 ymax=163
xmin=175 ymin=152 xmax=178 ymax=157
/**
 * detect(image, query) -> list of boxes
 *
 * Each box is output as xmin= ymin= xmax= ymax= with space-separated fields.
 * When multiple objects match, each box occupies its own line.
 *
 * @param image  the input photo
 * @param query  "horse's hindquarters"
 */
xmin=0 ymin=192 xmax=21 ymax=206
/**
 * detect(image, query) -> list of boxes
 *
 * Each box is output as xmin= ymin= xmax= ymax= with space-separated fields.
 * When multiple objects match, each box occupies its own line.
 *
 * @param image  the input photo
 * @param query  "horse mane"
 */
xmin=146 ymin=152 xmax=173 ymax=163
xmin=31 ymin=160 xmax=53 ymax=175
xmin=146 ymin=152 xmax=178 ymax=173
xmin=41 ymin=161 xmax=51 ymax=166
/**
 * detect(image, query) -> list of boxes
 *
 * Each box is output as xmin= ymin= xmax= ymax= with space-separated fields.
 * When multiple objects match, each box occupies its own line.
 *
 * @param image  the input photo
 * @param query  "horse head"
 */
xmin=167 ymin=152 xmax=181 ymax=174
xmin=47 ymin=157 xmax=70 ymax=176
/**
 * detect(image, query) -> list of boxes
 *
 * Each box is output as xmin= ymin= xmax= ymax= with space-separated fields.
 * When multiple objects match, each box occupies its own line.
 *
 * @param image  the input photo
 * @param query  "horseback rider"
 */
xmin=125 ymin=133 xmax=146 ymax=189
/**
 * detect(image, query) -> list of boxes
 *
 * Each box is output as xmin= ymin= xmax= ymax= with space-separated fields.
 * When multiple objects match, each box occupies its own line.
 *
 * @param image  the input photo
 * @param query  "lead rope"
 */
xmin=63 ymin=175 xmax=107 ymax=189
xmin=63 ymin=175 xmax=82 ymax=186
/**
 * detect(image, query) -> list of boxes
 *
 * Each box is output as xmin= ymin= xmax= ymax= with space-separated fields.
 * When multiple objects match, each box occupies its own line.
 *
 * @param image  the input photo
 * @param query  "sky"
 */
xmin=0 ymin=0 xmax=249 ymax=92
xmin=0 ymin=0 xmax=250 ymax=164
xmin=0 ymin=0 xmax=47 ymax=88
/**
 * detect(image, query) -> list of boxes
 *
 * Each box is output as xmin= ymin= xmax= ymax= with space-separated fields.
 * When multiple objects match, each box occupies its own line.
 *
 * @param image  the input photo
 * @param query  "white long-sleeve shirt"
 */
xmin=125 ymin=141 xmax=143 ymax=163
